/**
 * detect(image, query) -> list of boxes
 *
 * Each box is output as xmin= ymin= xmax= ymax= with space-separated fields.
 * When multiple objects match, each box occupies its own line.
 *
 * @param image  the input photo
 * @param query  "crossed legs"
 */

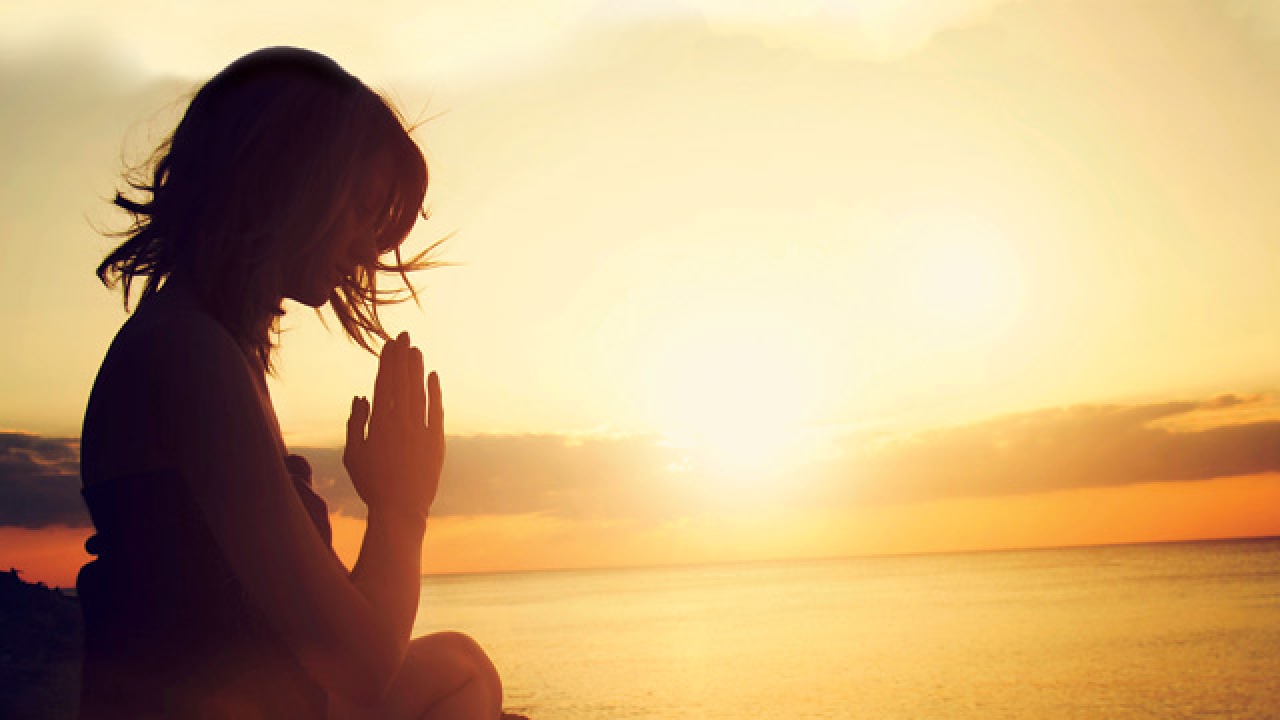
xmin=329 ymin=632 xmax=503 ymax=720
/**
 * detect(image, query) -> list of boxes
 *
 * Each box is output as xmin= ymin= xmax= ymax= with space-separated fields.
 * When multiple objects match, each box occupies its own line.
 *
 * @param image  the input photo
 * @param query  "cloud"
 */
xmin=5 ymin=393 xmax=1280 ymax=529
xmin=0 ymin=429 xmax=693 ymax=529
xmin=297 ymin=433 xmax=691 ymax=520
xmin=830 ymin=394 xmax=1280 ymax=503
xmin=0 ymin=433 xmax=86 ymax=528
xmin=0 ymin=0 xmax=1017 ymax=83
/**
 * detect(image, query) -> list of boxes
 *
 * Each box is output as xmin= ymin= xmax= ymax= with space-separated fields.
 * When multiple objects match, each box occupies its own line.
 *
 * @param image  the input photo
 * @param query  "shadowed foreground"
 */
xmin=0 ymin=568 xmax=531 ymax=719
xmin=0 ymin=569 xmax=80 ymax=720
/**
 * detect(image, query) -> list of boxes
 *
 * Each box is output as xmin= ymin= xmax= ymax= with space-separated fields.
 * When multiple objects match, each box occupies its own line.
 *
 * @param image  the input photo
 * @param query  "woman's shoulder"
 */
xmin=83 ymin=296 xmax=263 ymax=483
xmin=101 ymin=298 xmax=276 ymax=422
xmin=112 ymin=295 xmax=246 ymax=371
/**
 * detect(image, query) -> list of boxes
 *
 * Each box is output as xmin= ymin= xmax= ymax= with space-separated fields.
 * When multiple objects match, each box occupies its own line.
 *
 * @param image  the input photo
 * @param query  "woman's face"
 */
xmin=285 ymin=168 xmax=392 ymax=308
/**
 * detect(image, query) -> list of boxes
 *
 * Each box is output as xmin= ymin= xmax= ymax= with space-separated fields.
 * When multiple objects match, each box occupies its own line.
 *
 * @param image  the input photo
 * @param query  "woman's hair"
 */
xmin=98 ymin=46 xmax=436 ymax=372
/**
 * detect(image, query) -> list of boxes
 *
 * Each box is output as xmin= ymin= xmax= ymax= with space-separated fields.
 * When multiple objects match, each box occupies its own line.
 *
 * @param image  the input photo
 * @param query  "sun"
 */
xmin=643 ymin=309 xmax=819 ymax=489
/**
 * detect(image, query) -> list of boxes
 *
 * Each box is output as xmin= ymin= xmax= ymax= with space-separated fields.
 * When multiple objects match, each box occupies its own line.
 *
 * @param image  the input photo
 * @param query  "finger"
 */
xmin=393 ymin=333 xmax=411 ymax=426
xmin=409 ymin=347 xmax=426 ymax=427
xmin=370 ymin=337 xmax=397 ymax=429
xmin=426 ymin=371 xmax=443 ymax=439
xmin=344 ymin=395 xmax=369 ymax=460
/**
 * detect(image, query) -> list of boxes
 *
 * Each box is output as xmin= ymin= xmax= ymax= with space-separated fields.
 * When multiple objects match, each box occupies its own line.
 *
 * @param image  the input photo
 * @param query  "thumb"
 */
xmin=345 ymin=396 xmax=369 ymax=452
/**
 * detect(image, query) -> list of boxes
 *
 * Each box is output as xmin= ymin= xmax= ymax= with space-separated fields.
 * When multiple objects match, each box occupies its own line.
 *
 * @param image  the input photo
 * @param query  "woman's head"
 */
xmin=99 ymin=47 xmax=433 ymax=370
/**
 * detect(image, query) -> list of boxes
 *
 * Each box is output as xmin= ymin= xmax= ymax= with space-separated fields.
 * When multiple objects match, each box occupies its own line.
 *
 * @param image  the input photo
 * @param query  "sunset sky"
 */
xmin=4 ymin=0 xmax=1280 ymax=586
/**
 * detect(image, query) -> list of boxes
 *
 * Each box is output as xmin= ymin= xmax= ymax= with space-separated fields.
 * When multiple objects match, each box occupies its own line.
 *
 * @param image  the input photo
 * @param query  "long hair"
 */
xmin=98 ymin=47 xmax=436 ymax=372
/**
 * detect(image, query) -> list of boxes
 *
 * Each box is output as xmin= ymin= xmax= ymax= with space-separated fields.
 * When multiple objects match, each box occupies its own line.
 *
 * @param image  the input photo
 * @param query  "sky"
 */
xmin=4 ymin=0 xmax=1280 ymax=585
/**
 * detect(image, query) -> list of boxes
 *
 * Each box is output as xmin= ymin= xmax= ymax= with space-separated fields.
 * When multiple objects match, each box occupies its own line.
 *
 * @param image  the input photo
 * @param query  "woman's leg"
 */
xmin=383 ymin=631 xmax=503 ymax=720
xmin=327 ymin=631 xmax=503 ymax=720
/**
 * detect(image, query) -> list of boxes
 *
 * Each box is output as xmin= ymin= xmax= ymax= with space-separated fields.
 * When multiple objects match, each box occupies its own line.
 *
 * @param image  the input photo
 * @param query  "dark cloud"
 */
xmin=0 ymin=431 xmax=689 ymax=529
xmin=828 ymin=395 xmax=1280 ymax=503
xmin=5 ymin=395 xmax=1280 ymax=528
xmin=297 ymin=434 xmax=689 ymax=520
xmin=0 ymin=433 xmax=86 ymax=528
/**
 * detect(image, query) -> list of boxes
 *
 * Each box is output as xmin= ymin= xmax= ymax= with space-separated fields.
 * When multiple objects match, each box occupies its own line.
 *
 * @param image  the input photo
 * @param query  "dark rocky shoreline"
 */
xmin=0 ymin=569 xmax=81 ymax=720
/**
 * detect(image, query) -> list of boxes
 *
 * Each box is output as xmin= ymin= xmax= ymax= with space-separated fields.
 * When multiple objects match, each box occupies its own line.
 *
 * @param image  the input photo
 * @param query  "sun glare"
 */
xmin=898 ymin=213 xmax=1026 ymax=348
xmin=644 ymin=311 xmax=819 ymax=492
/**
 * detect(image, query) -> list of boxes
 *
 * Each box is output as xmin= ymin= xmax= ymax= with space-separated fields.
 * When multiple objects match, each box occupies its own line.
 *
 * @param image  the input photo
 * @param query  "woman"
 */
xmin=77 ymin=47 xmax=504 ymax=718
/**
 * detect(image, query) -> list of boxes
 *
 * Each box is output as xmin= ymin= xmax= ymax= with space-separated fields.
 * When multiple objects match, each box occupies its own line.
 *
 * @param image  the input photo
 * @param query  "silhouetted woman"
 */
xmin=77 ymin=47 xmax=504 ymax=718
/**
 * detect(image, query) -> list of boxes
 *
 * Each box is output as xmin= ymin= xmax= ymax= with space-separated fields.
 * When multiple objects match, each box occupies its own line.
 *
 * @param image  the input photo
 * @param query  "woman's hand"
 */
xmin=343 ymin=331 xmax=444 ymax=521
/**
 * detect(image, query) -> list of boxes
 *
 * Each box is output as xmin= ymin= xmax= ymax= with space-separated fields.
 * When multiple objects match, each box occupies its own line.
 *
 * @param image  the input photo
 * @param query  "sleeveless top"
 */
xmin=77 ymin=454 xmax=335 ymax=719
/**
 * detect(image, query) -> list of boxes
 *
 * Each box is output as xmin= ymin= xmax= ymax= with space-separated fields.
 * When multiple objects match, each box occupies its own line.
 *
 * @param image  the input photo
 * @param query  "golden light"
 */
xmin=896 ymin=212 xmax=1026 ymax=349
xmin=644 ymin=304 xmax=820 ymax=494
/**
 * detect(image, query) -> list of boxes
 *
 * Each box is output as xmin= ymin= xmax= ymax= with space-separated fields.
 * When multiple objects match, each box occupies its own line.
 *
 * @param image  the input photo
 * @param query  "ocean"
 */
xmin=412 ymin=538 xmax=1280 ymax=719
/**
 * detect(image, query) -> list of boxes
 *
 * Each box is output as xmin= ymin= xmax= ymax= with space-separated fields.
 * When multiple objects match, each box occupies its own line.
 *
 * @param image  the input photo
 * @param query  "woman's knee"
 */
xmin=414 ymin=632 xmax=479 ymax=658
xmin=409 ymin=632 xmax=502 ymax=707
xmin=412 ymin=632 xmax=487 ymax=672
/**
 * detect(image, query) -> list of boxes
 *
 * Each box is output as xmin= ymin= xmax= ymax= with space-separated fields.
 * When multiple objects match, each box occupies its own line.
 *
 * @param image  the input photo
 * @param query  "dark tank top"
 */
xmin=77 ymin=454 xmax=335 ymax=719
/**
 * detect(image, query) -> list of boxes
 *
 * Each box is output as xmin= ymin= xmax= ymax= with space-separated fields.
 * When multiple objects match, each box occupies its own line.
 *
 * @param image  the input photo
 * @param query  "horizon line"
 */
xmin=418 ymin=532 xmax=1280 ymax=581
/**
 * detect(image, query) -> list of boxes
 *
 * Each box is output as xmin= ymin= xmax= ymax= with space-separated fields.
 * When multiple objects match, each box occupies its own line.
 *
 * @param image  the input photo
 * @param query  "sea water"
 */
xmin=412 ymin=538 xmax=1280 ymax=719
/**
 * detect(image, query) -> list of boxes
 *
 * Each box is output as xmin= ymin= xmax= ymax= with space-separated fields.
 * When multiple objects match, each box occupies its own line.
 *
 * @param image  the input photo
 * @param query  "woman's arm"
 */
xmin=151 ymin=316 xmax=417 ymax=706
xmin=343 ymin=333 xmax=444 ymax=659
